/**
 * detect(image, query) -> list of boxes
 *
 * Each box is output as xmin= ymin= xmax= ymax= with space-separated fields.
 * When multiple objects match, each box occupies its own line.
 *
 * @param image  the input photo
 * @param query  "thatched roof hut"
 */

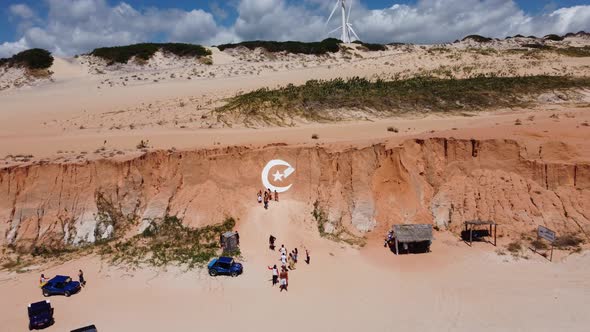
xmin=393 ymin=224 xmax=433 ymax=243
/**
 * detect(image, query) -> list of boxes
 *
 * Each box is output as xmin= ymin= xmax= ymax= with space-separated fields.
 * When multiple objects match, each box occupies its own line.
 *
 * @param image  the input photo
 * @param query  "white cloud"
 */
xmin=1 ymin=0 xmax=589 ymax=58
xmin=9 ymin=4 xmax=35 ymax=19
xmin=0 ymin=38 xmax=29 ymax=58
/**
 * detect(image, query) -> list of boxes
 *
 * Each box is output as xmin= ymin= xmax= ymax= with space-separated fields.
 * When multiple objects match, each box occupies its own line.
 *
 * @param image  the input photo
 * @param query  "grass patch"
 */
xmin=507 ymin=240 xmax=522 ymax=255
xmin=0 ymin=48 xmax=54 ymax=69
xmin=352 ymin=40 xmax=387 ymax=51
xmin=215 ymin=75 xmax=590 ymax=126
xmin=553 ymin=233 xmax=584 ymax=249
xmin=90 ymin=43 xmax=211 ymax=65
xmin=102 ymin=216 xmax=236 ymax=269
xmin=216 ymin=38 xmax=341 ymax=55
xmin=462 ymin=35 xmax=492 ymax=43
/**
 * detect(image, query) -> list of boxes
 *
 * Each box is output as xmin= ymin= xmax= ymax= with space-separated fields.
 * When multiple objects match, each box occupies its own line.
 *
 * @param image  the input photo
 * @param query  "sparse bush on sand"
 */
xmin=387 ymin=126 xmax=399 ymax=133
xmin=0 ymin=48 xmax=54 ymax=69
xmin=90 ymin=43 xmax=211 ymax=65
xmin=311 ymin=134 xmax=319 ymax=139
xmin=216 ymin=75 xmax=590 ymax=126
xmin=507 ymin=240 xmax=522 ymax=254
xmin=216 ymin=38 xmax=342 ymax=55
xmin=462 ymin=35 xmax=492 ymax=43
xmin=136 ymin=139 xmax=150 ymax=149
xmin=102 ymin=216 xmax=237 ymax=268
xmin=553 ymin=234 xmax=584 ymax=249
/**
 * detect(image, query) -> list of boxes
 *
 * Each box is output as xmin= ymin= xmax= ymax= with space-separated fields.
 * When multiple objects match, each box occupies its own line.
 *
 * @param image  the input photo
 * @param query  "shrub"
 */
xmin=530 ymin=238 xmax=548 ymax=250
xmin=352 ymin=40 xmax=387 ymax=51
xmin=387 ymin=126 xmax=399 ymax=133
xmin=90 ymin=43 xmax=211 ymax=64
xmin=0 ymin=48 xmax=54 ymax=69
xmin=216 ymin=38 xmax=342 ymax=55
xmin=544 ymin=34 xmax=564 ymax=41
xmin=311 ymin=134 xmax=319 ymax=139
xmin=507 ymin=240 xmax=522 ymax=253
xmin=462 ymin=35 xmax=492 ymax=43
xmin=136 ymin=139 xmax=149 ymax=149
xmin=553 ymin=234 xmax=584 ymax=249
xmin=215 ymin=75 xmax=590 ymax=126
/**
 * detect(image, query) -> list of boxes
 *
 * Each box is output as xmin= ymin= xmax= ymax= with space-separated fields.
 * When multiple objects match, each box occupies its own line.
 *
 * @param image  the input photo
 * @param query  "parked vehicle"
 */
xmin=41 ymin=275 xmax=81 ymax=297
xmin=71 ymin=325 xmax=98 ymax=332
xmin=207 ymin=257 xmax=243 ymax=277
xmin=27 ymin=300 xmax=54 ymax=330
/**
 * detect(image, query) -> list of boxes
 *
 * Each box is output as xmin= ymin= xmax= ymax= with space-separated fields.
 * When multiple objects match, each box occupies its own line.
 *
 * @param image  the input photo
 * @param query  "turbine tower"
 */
xmin=325 ymin=0 xmax=360 ymax=43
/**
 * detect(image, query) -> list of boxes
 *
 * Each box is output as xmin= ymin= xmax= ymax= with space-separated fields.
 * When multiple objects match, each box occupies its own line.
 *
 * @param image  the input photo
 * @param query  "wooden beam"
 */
xmin=494 ymin=224 xmax=497 ymax=246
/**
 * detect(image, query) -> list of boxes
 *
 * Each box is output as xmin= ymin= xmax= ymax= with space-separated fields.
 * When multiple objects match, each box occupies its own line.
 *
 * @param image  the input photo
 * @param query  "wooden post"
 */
xmin=395 ymin=238 xmax=399 ymax=256
xmin=494 ymin=224 xmax=497 ymax=246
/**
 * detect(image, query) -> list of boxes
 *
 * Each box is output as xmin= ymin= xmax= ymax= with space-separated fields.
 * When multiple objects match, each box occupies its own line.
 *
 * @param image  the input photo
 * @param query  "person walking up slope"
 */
xmin=279 ymin=267 xmax=289 ymax=292
xmin=268 ymin=265 xmax=279 ymax=286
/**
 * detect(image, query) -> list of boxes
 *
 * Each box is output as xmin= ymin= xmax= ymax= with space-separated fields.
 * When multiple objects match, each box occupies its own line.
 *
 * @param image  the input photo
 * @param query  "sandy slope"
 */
xmin=1 ymin=200 xmax=589 ymax=332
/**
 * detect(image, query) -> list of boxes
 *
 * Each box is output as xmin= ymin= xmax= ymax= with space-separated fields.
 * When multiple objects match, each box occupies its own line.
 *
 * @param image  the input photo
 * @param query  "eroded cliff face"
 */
xmin=1 ymin=138 xmax=588 ymax=251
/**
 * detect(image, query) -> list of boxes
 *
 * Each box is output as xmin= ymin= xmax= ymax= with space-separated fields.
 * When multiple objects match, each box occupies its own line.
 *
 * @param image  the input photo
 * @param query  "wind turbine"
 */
xmin=325 ymin=0 xmax=360 ymax=43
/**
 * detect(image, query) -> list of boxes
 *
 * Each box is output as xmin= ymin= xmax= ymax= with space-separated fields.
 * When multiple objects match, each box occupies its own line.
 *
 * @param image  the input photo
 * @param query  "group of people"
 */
xmin=257 ymin=188 xmax=278 ymax=210
xmin=39 ymin=269 xmax=86 ymax=287
xmin=268 ymin=235 xmax=310 ymax=292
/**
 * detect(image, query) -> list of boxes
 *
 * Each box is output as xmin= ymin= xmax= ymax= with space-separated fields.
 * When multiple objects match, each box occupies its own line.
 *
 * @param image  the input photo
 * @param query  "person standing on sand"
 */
xmin=305 ymin=248 xmax=310 ymax=264
xmin=268 ymin=265 xmax=279 ymax=286
xmin=292 ymin=249 xmax=298 ymax=264
xmin=269 ymin=235 xmax=276 ymax=250
xmin=257 ymin=191 xmax=263 ymax=204
xmin=263 ymin=194 xmax=269 ymax=210
xmin=281 ymin=252 xmax=287 ymax=268
xmin=280 ymin=244 xmax=287 ymax=256
xmin=78 ymin=269 xmax=85 ymax=287
xmin=274 ymin=190 xmax=279 ymax=202
xmin=288 ymin=253 xmax=296 ymax=270
xmin=39 ymin=274 xmax=47 ymax=288
xmin=279 ymin=267 xmax=289 ymax=292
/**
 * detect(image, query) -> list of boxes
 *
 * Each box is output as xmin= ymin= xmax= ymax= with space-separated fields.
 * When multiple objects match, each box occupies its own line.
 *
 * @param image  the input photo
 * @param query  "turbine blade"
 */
xmin=347 ymin=0 xmax=352 ymax=24
xmin=326 ymin=0 xmax=340 ymax=26
xmin=348 ymin=24 xmax=360 ymax=41
xmin=328 ymin=26 xmax=343 ymax=35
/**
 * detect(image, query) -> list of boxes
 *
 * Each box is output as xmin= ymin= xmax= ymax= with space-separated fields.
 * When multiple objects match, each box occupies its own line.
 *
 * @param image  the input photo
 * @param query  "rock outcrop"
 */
xmin=1 ymin=138 xmax=588 ymax=251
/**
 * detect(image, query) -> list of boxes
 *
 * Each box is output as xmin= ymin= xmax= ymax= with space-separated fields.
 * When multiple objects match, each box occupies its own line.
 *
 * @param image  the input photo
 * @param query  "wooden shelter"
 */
xmin=220 ymin=231 xmax=239 ymax=253
xmin=391 ymin=224 xmax=433 ymax=255
xmin=463 ymin=221 xmax=497 ymax=247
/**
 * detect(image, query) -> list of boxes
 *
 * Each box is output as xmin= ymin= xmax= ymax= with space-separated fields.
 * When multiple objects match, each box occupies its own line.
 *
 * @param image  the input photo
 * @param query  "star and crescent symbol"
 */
xmin=261 ymin=159 xmax=295 ymax=193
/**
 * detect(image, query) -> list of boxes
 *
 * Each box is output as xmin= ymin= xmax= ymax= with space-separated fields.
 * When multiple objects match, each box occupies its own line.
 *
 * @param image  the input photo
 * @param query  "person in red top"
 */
xmin=279 ymin=267 xmax=289 ymax=292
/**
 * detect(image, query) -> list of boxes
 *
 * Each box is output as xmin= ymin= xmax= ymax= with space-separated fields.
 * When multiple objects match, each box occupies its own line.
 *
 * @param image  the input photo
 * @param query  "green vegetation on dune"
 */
xmin=100 ymin=216 xmax=237 ymax=268
xmin=89 ymin=43 xmax=211 ymax=65
xmin=352 ymin=40 xmax=388 ymax=51
xmin=0 ymin=48 xmax=54 ymax=69
xmin=216 ymin=38 xmax=342 ymax=55
xmin=215 ymin=75 xmax=590 ymax=126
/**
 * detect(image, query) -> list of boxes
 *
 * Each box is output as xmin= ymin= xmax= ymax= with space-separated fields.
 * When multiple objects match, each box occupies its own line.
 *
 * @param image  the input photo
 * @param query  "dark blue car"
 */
xmin=41 ymin=275 xmax=81 ymax=297
xmin=207 ymin=257 xmax=243 ymax=277
xmin=28 ymin=300 xmax=54 ymax=330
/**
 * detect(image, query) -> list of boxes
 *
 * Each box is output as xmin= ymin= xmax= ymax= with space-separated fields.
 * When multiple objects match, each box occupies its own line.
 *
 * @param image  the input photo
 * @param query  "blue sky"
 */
xmin=1 ymin=0 xmax=590 ymax=57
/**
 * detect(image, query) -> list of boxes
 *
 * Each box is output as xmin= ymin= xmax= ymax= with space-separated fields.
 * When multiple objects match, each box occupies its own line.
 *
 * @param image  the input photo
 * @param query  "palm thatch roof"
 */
xmin=393 ymin=224 xmax=433 ymax=243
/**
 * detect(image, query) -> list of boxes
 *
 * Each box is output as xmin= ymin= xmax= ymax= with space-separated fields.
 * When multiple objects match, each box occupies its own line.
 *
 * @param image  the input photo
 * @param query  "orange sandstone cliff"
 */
xmin=1 ymin=138 xmax=588 ymax=251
